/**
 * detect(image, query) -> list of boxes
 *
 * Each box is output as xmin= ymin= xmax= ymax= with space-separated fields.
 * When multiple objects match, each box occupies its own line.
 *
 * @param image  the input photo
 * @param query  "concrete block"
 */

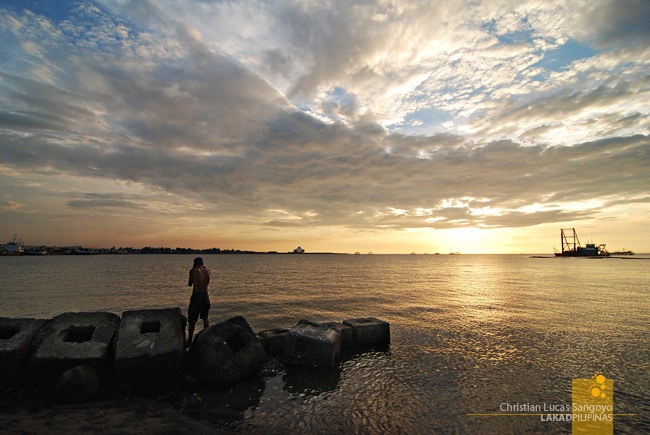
xmin=29 ymin=312 xmax=120 ymax=386
xmin=257 ymin=328 xmax=289 ymax=356
xmin=114 ymin=308 xmax=185 ymax=386
xmin=343 ymin=317 xmax=390 ymax=351
xmin=321 ymin=322 xmax=354 ymax=357
xmin=0 ymin=317 xmax=46 ymax=387
xmin=284 ymin=320 xmax=342 ymax=368
xmin=56 ymin=365 xmax=101 ymax=403
xmin=188 ymin=316 xmax=267 ymax=386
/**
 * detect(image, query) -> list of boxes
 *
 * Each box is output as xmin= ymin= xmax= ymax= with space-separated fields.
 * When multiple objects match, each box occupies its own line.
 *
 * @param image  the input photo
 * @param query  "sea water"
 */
xmin=1 ymin=254 xmax=648 ymax=433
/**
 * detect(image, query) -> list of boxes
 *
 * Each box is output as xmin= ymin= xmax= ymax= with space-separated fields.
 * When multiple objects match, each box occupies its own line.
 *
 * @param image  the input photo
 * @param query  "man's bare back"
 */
xmin=189 ymin=265 xmax=210 ymax=293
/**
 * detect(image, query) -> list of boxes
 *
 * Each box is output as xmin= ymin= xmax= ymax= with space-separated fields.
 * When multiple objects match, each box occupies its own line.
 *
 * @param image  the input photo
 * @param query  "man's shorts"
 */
xmin=188 ymin=292 xmax=210 ymax=325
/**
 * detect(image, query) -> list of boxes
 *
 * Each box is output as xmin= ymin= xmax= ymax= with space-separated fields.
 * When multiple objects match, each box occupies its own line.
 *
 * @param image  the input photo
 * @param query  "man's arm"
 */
xmin=188 ymin=269 xmax=193 ymax=287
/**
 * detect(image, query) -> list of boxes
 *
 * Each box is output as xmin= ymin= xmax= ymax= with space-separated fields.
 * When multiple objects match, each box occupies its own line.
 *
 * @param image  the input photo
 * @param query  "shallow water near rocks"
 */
xmin=1 ymin=254 xmax=649 ymax=433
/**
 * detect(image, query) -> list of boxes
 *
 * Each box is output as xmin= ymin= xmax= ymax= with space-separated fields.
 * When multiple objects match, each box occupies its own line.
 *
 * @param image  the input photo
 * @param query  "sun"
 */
xmin=435 ymin=227 xmax=496 ymax=254
xmin=451 ymin=227 xmax=482 ymax=247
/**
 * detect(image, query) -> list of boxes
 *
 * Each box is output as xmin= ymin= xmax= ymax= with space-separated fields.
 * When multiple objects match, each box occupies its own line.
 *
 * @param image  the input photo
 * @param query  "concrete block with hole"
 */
xmin=113 ymin=308 xmax=185 ymax=386
xmin=188 ymin=316 xmax=267 ymax=386
xmin=342 ymin=317 xmax=390 ymax=351
xmin=0 ymin=317 xmax=46 ymax=387
xmin=28 ymin=312 xmax=120 ymax=386
xmin=284 ymin=320 xmax=342 ymax=368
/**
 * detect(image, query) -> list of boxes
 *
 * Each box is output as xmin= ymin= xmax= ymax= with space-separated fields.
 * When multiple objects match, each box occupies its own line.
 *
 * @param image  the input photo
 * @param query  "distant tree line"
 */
xmin=5 ymin=245 xmax=282 ymax=256
xmin=138 ymin=247 xmax=272 ymax=254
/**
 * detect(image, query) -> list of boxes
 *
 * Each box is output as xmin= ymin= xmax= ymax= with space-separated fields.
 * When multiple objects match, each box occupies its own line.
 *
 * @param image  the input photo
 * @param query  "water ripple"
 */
xmin=1 ymin=254 xmax=648 ymax=433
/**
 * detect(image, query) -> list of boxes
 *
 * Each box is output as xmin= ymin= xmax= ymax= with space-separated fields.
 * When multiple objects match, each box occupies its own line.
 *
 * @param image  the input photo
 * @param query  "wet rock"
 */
xmin=182 ymin=392 xmax=205 ymax=410
xmin=343 ymin=317 xmax=390 ymax=351
xmin=257 ymin=328 xmax=289 ymax=356
xmin=0 ymin=317 xmax=45 ymax=388
xmin=258 ymin=359 xmax=285 ymax=378
xmin=114 ymin=308 xmax=185 ymax=386
xmin=320 ymin=321 xmax=354 ymax=357
xmin=283 ymin=320 xmax=342 ymax=368
xmin=29 ymin=311 xmax=120 ymax=386
xmin=56 ymin=365 xmax=101 ymax=403
xmin=188 ymin=316 xmax=267 ymax=386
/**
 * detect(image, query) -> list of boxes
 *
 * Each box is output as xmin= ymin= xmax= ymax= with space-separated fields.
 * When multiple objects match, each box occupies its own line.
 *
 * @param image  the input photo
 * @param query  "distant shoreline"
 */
xmin=0 ymin=246 xmax=349 ymax=256
xmin=2 ymin=246 xmax=648 ymax=256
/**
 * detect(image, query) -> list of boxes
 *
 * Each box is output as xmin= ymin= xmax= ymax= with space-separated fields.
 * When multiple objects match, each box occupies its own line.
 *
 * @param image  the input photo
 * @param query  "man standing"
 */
xmin=187 ymin=257 xmax=211 ymax=347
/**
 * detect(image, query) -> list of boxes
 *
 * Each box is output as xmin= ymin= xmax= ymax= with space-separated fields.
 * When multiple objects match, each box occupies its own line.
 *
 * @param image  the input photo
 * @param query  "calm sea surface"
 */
xmin=1 ymin=254 xmax=648 ymax=434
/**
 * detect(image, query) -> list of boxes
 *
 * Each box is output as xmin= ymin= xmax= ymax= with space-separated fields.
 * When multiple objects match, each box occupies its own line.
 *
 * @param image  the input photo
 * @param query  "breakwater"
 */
xmin=0 ymin=309 xmax=389 ymax=402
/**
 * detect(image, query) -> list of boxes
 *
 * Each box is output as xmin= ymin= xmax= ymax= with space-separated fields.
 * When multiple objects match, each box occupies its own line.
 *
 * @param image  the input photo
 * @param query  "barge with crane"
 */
xmin=554 ymin=228 xmax=610 ymax=257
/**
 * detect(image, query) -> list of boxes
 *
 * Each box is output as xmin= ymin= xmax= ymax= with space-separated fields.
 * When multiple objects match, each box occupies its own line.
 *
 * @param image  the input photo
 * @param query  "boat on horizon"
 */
xmin=610 ymin=249 xmax=635 ymax=255
xmin=554 ymin=228 xmax=610 ymax=257
xmin=1 ymin=235 xmax=25 ymax=255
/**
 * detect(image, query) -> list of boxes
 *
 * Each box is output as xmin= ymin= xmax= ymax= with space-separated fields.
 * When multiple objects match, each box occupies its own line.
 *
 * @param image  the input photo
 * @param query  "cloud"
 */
xmin=0 ymin=1 xmax=648 ymax=250
xmin=65 ymin=193 xmax=143 ymax=209
xmin=0 ymin=198 xmax=23 ymax=212
xmin=86 ymin=1 xmax=650 ymax=140
xmin=566 ymin=0 xmax=650 ymax=49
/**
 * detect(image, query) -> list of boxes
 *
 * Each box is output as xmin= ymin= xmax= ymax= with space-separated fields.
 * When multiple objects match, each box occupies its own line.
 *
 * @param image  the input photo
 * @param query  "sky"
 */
xmin=0 ymin=0 xmax=649 ymax=254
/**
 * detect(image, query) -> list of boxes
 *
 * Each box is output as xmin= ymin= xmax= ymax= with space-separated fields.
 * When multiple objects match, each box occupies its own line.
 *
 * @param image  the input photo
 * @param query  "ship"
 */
xmin=554 ymin=228 xmax=610 ymax=257
xmin=2 ymin=235 xmax=25 ymax=255
xmin=610 ymin=249 xmax=635 ymax=256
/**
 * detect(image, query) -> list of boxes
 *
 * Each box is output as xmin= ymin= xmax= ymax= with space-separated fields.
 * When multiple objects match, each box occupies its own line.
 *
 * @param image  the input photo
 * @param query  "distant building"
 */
xmin=293 ymin=246 xmax=305 ymax=254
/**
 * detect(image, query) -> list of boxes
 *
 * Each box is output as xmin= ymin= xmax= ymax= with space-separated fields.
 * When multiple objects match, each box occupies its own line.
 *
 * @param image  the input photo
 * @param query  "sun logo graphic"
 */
xmin=572 ymin=372 xmax=613 ymax=434
xmin=590 ymin=373 xmax=608 ymax=399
